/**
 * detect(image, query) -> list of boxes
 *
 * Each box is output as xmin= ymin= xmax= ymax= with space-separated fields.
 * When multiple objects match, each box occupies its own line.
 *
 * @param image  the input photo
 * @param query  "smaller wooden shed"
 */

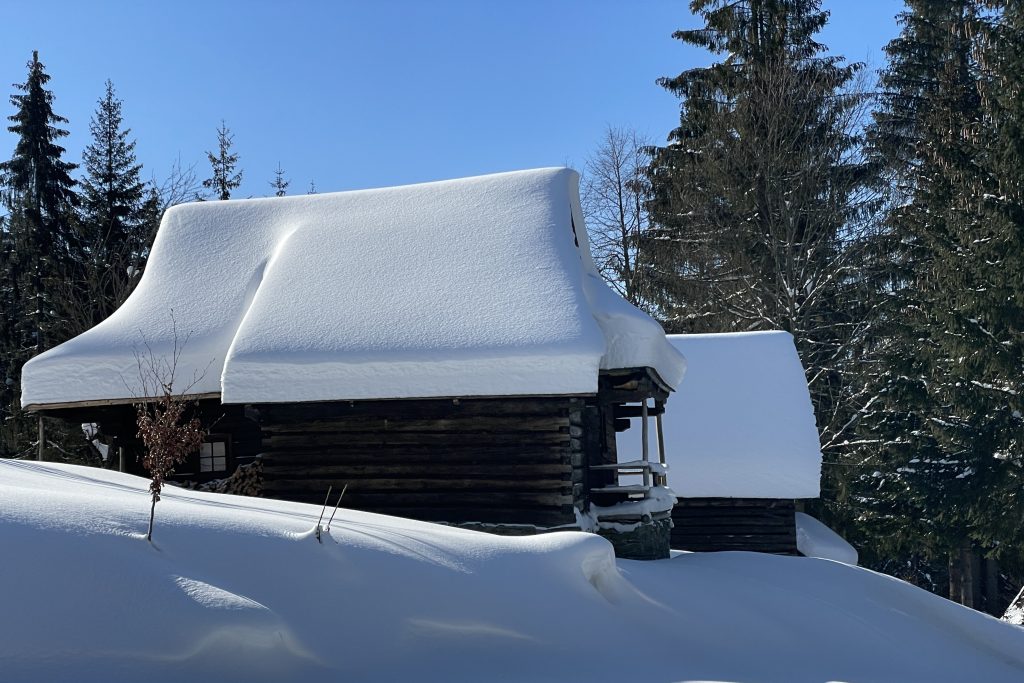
xmin=623 ymin=331 xmax=825 ymax=554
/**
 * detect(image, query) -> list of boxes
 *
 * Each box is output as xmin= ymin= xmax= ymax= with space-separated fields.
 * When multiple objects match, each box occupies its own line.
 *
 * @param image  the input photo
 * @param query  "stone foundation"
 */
xmin=597 ymin=518 xmax=673 ymax=560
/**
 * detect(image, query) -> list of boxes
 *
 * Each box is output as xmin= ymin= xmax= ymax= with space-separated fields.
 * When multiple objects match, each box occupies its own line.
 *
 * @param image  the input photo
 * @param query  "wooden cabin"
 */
xmin=625 ymin=331 xmax=833 ymax=555
xmin=21 ymin=168 xmax=686 ymax=559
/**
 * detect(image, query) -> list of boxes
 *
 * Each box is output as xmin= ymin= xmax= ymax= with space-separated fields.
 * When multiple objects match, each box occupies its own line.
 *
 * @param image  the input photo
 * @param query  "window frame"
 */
xmin=197 ymin=434 xmax=232 ymax=475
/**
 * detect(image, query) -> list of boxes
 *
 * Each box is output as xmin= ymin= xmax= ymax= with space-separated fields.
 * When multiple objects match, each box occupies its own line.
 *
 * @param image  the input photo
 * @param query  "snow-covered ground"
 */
xmin=3 ymin=460 xmax=1024 ymax=683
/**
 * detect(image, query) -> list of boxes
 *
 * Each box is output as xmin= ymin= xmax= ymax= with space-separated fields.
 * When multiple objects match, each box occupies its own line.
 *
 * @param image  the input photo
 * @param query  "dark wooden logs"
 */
xmin=260 ymin=447 xmax=572 ymax=466
xmin=57 ymin=369 xmax=673 ymax=534
xmin=264 ymin=430 xmax=571 ymax=449
xmin=258 ymin=396 xmax=582 ymax=528
xmin=258 ymin=397 xmax=577 ymax=421
xmin=264 ymin=415 xmax=569 ymax=434
xmin=262 ymin=462 xmax=571 ymax=477
xmin=671 ymin=498 xmax=798 ymax=554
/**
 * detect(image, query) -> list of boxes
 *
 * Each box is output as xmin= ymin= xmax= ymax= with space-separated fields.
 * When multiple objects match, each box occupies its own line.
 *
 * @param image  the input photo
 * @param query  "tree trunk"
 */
xmin=984 ymin=557 xmax=1000 ymax=616
xmin=147 ymin=497 xmax=156 ymax=542
xmin=949 ymin=551 xmax=963 ymax=604
xmin=948 ymin=542 xmax=982 ymax=607
xmin=37 ymin=416 xmax=44 ymax=462
xmin=970 ymin=548 xmax=982 ymax=609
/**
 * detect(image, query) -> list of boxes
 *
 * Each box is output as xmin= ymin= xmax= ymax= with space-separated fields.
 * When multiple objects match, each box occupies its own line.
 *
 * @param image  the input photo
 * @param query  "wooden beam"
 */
xmin=264 ymin=415 xmax=570 ymax=434
xmin=260 ymin=486 xmax=573 ymax=507
xmin=263 ymin=463 xmax=571 ymax=477
xmin=260 ymin=447 xmax=572 ymax=465
xmin=24 ymin=392 xmax=222 ymax=412
xmin=255 ymin=395 xmax=592 ymax=418
xmin=263 ymin=431 xmax=570 ymax=449
xmin=262 ymin=477 xmax=572 ymax=492
xmin=613 ymin=404 xmax=665 ymax=418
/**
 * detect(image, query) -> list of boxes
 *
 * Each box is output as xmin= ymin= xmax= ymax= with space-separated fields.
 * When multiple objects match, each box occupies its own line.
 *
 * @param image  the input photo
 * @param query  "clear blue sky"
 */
xmin=0 ymin=0 xmax=905 ymax=198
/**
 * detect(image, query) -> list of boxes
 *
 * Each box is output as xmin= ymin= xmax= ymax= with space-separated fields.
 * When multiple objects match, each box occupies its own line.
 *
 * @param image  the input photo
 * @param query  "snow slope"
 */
xmin=3 ymin=461 xmax=1023 ymax=683
xmin=21 ymin=168 xmax=684 ymax=407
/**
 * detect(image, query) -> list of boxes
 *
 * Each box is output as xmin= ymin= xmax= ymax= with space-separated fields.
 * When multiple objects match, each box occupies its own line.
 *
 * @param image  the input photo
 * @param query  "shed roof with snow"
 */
xmin=22 ymin=168 xmax=684 ymax=408
xmin=659 ymin=331 xmax=822 ymax=499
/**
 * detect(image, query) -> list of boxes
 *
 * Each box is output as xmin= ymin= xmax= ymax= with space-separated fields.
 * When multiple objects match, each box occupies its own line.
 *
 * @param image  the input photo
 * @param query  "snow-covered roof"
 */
xmin=657 ymin=331 xmax=822 ymax=499
xmin=22 ymin=168 xmax=684 ymax=408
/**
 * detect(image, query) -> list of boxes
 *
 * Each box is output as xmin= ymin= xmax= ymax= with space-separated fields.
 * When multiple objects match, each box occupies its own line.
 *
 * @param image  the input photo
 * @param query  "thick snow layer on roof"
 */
xmin=21 ymin=168 xmax=684 ymax=407
xmin=618 ymin=331 xmax=822 ymax=498
xmin=4 ymin=460 xmax=1024 ymax=683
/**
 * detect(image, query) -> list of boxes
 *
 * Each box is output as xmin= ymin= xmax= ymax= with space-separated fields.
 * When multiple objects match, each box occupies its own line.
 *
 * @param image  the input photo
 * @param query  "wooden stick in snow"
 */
xmin=315 ymin=485 xmax=333 ymax=543
xmin=325 ymin=484 xmax=348 ymax=532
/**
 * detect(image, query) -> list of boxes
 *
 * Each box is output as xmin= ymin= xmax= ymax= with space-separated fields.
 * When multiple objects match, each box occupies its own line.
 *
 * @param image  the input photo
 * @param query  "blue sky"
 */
xmin=0 ymin=0 xmax=905 ymax=198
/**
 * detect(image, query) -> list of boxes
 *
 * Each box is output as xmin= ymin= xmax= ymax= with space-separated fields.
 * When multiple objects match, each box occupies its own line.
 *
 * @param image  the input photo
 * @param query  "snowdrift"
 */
xmin=2 ymin=460 xmax=1023 ymax=683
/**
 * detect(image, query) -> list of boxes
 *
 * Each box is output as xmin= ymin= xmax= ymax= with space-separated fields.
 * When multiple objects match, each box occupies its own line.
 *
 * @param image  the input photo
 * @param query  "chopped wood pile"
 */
xmin=173 ymin=459 xmax=263 ymax=497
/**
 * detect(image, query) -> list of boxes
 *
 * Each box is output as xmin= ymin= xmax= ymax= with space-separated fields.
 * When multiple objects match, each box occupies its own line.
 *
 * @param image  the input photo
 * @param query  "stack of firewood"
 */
xmin=174 ymin=459 xmax=263 ymax=497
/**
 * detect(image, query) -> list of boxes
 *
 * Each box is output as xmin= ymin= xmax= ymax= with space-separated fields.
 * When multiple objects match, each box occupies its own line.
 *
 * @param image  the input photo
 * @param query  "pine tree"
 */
xmin=202 ymin=120 xmax=242 ymax=200
xmin=0 ymin=51 xmax=80 ymax=458
xmin=269 ymin=162 xmax=289 ymax=197
xmin=73 ymin=80 xmax=156 ymax=333
xmin=644 ymin=1 xmax=876 ymax=491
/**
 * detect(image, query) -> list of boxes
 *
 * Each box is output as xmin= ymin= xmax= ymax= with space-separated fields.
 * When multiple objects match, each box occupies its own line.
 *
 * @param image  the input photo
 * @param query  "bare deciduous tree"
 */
xmin=646 ymin=62 xmax=879 ymax=453
xmin=155 ymin=155 xmax=205 ymax=208
xmin=581 ymin=127 xmax=653 ymax=309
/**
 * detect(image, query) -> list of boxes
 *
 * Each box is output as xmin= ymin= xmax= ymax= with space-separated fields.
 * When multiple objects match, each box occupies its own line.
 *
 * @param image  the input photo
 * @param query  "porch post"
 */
xmin=641 ymin=400 xmax=651 ymax=488
xmin=37 ymin=415 xmax=44 ymax=461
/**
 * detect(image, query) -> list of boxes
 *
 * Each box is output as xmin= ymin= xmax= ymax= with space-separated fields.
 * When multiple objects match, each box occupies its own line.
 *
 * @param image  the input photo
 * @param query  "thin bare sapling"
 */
xmin=129 ymin=321 xmax=207 ymax=542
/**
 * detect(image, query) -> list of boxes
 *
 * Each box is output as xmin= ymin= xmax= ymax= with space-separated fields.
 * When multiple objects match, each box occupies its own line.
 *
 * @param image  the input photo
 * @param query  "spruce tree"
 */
xmin=75 ymin=80 xmax=155 ymax=333
xmin=852 ymin=0 xmax=972 ymax=589
xmin=857 ymin=0 xmax=1024 ymax=609
xmin=952 ymin=0 xmax=1024 ymax=602
xmin=202 ymin=121 xmax=242 ymax=200
xmin=269 ymin=162 xmax=289 ymax=197
xmin=644 ymin=1 xmax=876 ymax=505
xmin=0 ymin=51 xmax=80 ymax=458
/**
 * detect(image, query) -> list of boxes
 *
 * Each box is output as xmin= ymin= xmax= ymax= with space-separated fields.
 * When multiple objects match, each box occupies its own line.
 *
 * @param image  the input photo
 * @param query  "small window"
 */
xmin=199 ymin=438 xmax=229 ymax=473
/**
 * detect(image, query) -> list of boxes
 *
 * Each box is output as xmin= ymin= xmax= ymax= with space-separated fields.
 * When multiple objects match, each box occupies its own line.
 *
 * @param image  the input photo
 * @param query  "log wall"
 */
xmin=671 ymin=498 xmax=798 ymax=554
xmin=257 ymin=397 xmax=586 ymax=528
